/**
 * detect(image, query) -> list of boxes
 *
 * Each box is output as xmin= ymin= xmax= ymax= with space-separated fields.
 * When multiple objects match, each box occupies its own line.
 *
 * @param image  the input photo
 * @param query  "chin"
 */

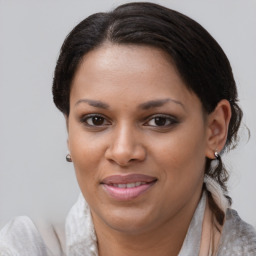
xmin=95 ymin=207 xmax=156 ymax=234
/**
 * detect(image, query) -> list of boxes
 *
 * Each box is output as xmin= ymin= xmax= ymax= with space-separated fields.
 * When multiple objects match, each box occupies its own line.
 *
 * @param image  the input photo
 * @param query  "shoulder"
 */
xmin=0 ymin=216 xmax=49 ymax=255
xmin=0 ymin=216 xmax=65 ymax=256
xmin=218 ymin=209 xmax=256 ymax=255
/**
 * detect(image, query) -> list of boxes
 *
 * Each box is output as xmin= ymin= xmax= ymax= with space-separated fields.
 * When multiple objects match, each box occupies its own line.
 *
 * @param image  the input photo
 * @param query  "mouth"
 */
xmin=101 ymin=174 xmax=157 ymax=201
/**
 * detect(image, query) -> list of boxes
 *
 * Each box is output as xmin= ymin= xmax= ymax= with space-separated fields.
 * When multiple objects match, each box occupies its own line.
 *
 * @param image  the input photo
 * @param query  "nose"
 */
xmin=105 ymin=125 xmax=146 ymax=166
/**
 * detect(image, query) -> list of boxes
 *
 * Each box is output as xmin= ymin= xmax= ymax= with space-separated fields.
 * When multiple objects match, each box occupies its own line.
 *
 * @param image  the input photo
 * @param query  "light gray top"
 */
xmin=0 ymin=192 xmax=256 ymax=255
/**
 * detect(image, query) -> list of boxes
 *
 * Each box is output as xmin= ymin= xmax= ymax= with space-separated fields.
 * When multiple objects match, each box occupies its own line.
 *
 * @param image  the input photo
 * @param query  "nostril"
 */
xmin=104 ymin=135 xmax=146 ymax=165
xmin=114 ymin=160 xmax=132 ymax=167
xmin=107 ymin=156 xmax=145 ymax=167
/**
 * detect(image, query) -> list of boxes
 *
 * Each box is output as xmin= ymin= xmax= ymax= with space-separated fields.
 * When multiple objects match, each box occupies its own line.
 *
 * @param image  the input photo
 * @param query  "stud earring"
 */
xmin=214 ymin=151 xmax=220 ymax=160
xmin=66 ymin=154 xmax=72 ymax=162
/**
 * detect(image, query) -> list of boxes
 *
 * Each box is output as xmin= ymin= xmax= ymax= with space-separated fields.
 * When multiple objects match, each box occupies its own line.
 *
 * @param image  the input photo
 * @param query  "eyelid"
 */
xmin=143 ymin=114 xmax=178 ymax=127
xmin=79 ymin=113 xmax=178 ymax=128
xmin=80 ymin=113 xmax=111 ymax=127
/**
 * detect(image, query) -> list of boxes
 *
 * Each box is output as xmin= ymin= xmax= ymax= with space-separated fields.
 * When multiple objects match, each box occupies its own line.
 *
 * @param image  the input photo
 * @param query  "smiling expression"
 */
xmin=67 ymin=44 xmax=211 ymax=234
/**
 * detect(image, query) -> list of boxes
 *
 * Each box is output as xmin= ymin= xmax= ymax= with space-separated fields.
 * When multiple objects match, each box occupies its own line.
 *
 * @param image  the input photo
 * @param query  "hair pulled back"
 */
xmin=52 ymin=2 xmax=243 ymax=223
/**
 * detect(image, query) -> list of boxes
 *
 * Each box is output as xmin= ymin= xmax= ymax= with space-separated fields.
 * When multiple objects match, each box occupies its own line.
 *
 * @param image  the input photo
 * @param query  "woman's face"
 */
xmin=68 ymin=44 xmax=212 ymax=233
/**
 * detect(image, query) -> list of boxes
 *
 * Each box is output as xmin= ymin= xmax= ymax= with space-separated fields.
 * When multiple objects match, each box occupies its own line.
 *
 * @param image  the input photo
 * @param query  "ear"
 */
xmin=64 ymin=114 xmax=69 ymax=132
xmin=205 ymin=99 xmax=231 ymax=159
xmin=64 ymin=114 xmax=70 ymax=150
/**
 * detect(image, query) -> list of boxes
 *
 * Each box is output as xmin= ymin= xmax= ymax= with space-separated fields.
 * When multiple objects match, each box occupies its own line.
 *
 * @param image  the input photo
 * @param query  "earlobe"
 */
xmin=205 ymin=99 xmax=231 ymax=159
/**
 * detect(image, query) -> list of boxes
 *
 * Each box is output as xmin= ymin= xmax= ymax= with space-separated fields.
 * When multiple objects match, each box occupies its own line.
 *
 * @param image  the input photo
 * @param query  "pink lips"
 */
xmin=101 ymin=174 xmax=157 ymax=201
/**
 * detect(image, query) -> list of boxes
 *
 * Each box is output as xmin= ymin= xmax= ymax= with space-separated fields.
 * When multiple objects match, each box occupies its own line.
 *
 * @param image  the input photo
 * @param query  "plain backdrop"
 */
xmin=0 ymin=0 xmax=255 ymax=228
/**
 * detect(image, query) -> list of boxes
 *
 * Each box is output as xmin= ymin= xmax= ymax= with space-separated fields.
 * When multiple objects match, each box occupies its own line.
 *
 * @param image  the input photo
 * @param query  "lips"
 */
xmin=101 ymin=174 xmax=157 ymax=201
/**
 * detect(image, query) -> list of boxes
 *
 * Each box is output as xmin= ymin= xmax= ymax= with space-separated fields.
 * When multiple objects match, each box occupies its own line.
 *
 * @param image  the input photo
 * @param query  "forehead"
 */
xmin=70 ymin=43 xmax=197 ymax=109
xmin=80 ymin=43 xmax=174 ymax=70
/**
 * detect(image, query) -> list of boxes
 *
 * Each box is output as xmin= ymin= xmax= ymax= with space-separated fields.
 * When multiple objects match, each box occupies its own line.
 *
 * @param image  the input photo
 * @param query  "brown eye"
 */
xmin=91 ymin=116 xmax=105 ymax=126
xmin=146 ymin=114 xmax=177 ymax=127
xmin=82 ymin=115 xmax=110 ymax=127
xmin=154 ymin=117 xmax=167 ymax=126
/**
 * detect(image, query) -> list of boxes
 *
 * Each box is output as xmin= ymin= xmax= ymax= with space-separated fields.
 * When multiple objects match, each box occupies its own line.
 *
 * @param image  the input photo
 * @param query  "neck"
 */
xmin=93 ymin=191 xmax=202 ymax=256
xmin=96 ymin=221 xmax=186 ymax=256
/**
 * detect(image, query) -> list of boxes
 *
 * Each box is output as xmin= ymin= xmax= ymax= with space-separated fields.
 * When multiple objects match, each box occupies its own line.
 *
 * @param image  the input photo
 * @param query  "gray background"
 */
xmin=0 ymin=0 xmax=255 ymax=227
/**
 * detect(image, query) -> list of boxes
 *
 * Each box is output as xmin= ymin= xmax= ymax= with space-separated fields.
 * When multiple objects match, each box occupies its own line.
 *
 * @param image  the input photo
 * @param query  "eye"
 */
xmin=145 ymin=115 xmax=177 ymax=127
xmin=81 ymin=114 xmax=110 ymax=127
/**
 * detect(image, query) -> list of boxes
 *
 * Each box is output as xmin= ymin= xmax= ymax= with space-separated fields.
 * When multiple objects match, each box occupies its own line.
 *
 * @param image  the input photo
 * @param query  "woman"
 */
xmin=0 ymin=2 xmax=255 ymax=255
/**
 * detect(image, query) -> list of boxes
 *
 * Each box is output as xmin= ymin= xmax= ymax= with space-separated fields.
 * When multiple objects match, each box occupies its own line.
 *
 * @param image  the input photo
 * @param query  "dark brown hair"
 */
xmin=52 ymin=2 xmax=242 ymax=224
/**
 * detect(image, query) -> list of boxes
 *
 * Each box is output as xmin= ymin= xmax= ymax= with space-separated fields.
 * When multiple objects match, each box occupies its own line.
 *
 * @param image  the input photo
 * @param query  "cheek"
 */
xmin=68 ymin=127 xmax=106 ymax=191
xmin=152 ymin=133 xmax=206 ymax=207
xmin=68 ymin=121 xmax=104 ymax=161
xmin=157 ymin=132 xmax=205 ymax=157
xmin=151 ymin=124 xmax=207 ymax=180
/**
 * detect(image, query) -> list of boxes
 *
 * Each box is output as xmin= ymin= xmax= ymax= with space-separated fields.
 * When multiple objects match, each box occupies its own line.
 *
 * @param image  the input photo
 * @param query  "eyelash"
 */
xmin=80 ymin=114 xmax=111 ymax=127
xmin=144 ymin=114 xmax=178 ymax=127
xmin=80 ymin=113 xmax=178 ymax=128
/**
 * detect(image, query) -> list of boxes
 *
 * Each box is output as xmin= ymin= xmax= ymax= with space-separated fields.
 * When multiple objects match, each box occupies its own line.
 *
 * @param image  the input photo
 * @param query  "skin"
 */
xmin=67 ymin=44 xmax=231 ymax=256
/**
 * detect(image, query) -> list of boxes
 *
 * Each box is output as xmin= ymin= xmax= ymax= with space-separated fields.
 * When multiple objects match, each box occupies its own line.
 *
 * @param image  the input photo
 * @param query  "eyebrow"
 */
xmin=75 ymin=99 xmax=110 ymax=109
xmin=138 ymin=98 xmax=184 ymax=110
xmin=74 ymin=98 xmax=184 ymax=110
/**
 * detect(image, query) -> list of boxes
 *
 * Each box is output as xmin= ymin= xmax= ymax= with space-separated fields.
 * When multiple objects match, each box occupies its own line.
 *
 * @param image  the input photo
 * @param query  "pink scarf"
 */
xmin=199 ymin=176 xmax=229 ymax=256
